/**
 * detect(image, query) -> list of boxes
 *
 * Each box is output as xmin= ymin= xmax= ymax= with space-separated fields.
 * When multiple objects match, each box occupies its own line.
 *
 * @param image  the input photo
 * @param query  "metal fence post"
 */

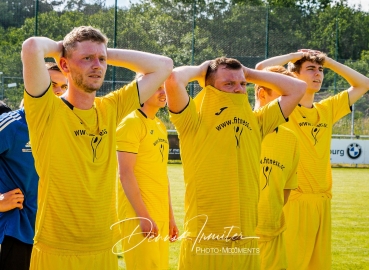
xmin=34 ymin=0 xmax=39 ymax=36
xmin=190 ymin=0 xmax=196 ymax=97
xmin=112 ymin=0 xmax=118 ymax=90
xmin=0 ymin=72 xmax=3 ymax=100
xmin=265 ymin=5 xmax=269 ymax=60
xmin=334 ymin=12 xmax=338 ymax=94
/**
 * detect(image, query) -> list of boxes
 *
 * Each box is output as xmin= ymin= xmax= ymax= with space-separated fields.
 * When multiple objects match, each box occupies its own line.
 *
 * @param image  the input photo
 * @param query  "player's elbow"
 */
xmin=255 ymin=62 xmax=265 ymax=70
xmin=21 ymin=38 xmax=40 ymax=59
xmin=295 ymin=80 xmax=307 ymax=100
xmin=165 ymin=69 xmax=183 ymax=91
xmin=160 ymin=56 xmax=174 ymax=79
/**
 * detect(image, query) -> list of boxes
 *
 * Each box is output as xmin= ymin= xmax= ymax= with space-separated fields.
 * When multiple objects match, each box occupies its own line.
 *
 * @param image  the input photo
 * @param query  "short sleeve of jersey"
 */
xmin=169 ymin=97 xmax=199 ymax=136
xmin=319 ymin=90 xmax=351 ymax=124
xmin=116 ymin=112 xmax=143 ymax=153
xmin=24 ymin=84 xmax=58 ymax=149
xmin=96 ymin=81 xmax=140 ymax=125
xmin=253 ymin=99 xmax=286 ymax=140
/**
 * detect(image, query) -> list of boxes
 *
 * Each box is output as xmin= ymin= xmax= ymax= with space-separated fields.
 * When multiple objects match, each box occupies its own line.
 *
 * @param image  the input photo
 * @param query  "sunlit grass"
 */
xmin=331 ymin=168 xmax=369 ymax=270
xmin=119 ymin=166 xmax=369 ymax=269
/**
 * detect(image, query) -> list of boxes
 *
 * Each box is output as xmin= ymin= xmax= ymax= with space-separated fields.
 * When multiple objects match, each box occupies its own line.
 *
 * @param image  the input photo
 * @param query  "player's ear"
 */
xmin=258 ymin=87 xmax=266 ymax=101
xmin=59 ymin=58 xmax=69 ymax=74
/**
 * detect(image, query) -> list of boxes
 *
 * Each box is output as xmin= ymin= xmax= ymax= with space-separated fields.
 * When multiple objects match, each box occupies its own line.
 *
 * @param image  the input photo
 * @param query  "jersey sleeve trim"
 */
xmin=135 ymin=79 xmax=143 ymax=107
xmin=24 ymin=81 xmax=51 ymax=98
xmin=116 ymin=151 xmax=138 ymax=154
xmin=169 ymin=97 xmax=190 ymax=115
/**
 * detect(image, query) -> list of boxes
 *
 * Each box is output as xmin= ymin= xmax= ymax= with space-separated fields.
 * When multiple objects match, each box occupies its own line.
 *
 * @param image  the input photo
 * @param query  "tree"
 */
xmin=0 ymin=0 xmax=53 ymax=28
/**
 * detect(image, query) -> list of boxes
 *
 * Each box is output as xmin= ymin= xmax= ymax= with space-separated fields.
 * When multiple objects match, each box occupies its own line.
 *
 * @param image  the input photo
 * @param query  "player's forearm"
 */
xmin=107 ymin=49 xmax=173 ymax=104
xmin=168 ymin=183 xmax=175 ymax=220
xmin=107 ymin=49 xmax=173 ymax=75
xmin=120 ymin=171 xmax=150 ymax=218
xmin=246 ymin=68 xmax=306 ymax=97
xmin=22 ymin=37 xmax=61 ymax=97
xmin=324 ymin=57 xmax=369 ymax=88
xmin=22 ymin=37 xmax=61 ymax=60
xmin=255 ymin=52 xmax=303 ymax=70
xmin=325 ymin=57 xmax=369 ymax=105
xmin=172 ymin=65 xmax=204 ymax=86
xmin=164 ymin=67 xmax=194 ymax=113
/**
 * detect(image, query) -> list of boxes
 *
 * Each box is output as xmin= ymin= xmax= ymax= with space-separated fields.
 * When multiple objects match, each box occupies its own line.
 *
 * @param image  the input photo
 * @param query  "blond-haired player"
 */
xmin=256 ymin=50 xmax=369 ymax=269
xmin=254 ymin=66 xmax=300 ymax=270
xmin=116 ymin=80 xmax=178 ymax=269
xmin=21 ymin=26 xmax=172 ymax=269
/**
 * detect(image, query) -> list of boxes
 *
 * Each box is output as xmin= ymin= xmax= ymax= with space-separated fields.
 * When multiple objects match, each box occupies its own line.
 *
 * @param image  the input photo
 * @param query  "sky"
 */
xmin=105 ymin=0 xmax=369 ymax=12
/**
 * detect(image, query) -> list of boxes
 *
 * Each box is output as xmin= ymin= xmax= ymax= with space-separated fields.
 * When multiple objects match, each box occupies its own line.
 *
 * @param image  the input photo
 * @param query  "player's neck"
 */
xmin=140 ymin=105 xmax=159 ymax=119
xmin=299 ymin=92 xmax=315 ymax=108
xmin=62 ymin=87 xmax=96 ymax=110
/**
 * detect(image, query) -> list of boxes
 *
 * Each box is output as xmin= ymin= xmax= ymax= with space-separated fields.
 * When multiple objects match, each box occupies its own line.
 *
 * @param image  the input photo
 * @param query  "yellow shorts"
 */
xmin=258 ymin=233 xmax=287 ymax=270
xmin=284 ymin=193 xmax=331 ymax=270
xmin=178 ymin=237 xmax=260 ymax=270
xmin=30 ymin=242 xmax=118 ymax=270
xmin=121 ymin=219 xmax=169 ymax=270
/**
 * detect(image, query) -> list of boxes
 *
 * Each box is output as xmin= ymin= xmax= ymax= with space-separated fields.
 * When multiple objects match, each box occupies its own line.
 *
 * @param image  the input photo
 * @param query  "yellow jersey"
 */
xmin=256 ymin=126 xmax=299 ymax=238
xmin=116 ymin=109 xmax=169 ymax=222
xmin=284 ymin=91 xmax=351 ymax=197
xmin=170 ymin=85 xmax=286 ymax=239
xmin=24 ymin=81 xmax=140 ymax=251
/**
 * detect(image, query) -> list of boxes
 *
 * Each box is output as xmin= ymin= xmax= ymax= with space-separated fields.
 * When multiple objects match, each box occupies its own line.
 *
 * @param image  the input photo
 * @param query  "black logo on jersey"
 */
xmin=347 ymin=143 xmax=362 ymax=159
xmin=234 ymin=126 xmax=243 ymax=148
xmin=262 ymin=166 xmax=272 ymax=190
xmin=91 ymin=135 xmax=102 ymax=162
xmin=215 ymin=107 xmax=228 ymax=116
xmin=150 ymin=130 xmax=154 ymax=134
xmin=159 ymin=144 xmax=164 ymax=162
xmin=311 ymin=127 xmax=320 ymax=146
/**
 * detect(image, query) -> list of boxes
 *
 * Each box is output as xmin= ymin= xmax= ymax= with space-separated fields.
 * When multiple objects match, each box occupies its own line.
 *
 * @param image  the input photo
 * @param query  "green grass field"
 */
xmin=119 ymin=165 xmax=369 ymax=269
xmin=331 ymin=168 xmax=369 ymax=270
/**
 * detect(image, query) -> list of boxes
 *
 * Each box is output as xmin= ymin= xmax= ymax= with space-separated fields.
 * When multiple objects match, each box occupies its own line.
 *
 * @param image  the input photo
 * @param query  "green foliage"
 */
xmin=0 ymin=0 xmax=53 ymax=28
xmin=157 ymin=107 xmax=175 ymax=130
xmin=2 ymin=1 xmax=369 ymax=134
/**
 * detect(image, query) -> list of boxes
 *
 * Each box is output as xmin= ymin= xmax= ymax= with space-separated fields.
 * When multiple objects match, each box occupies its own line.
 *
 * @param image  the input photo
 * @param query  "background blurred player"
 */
xmin=117 ymin=78 xmax=178 ymax=269
xmin=254 ymin=65 xmax=300 ymax=270
xmin=256 ymin=49 xmax=369 ymax=269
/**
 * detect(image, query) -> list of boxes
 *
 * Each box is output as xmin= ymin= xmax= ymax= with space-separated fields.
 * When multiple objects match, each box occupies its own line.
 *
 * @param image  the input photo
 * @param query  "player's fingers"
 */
xmin=16 ymin=201 xmax=24 ymax=210
xmin=170 ymin=229 xmax=179 ymax=242
xmin=152 ymin=225 xmax=159 ymax=237
xmin=12 ymin=188 xmax=23 ymax=195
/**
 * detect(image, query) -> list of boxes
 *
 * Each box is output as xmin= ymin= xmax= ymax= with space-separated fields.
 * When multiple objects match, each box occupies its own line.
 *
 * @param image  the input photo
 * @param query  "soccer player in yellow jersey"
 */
xmin=116 ymin=81 xmax=179 ymax=270
xmin=256 ymin=50 xmax=369 ymax=269
xmin=254 ymin=66 xmax=300 ymax=270
xmin=165 ymin=57 xmax=306 ymax=269
xmin=21 ymin=26 xmax=173 ymax=269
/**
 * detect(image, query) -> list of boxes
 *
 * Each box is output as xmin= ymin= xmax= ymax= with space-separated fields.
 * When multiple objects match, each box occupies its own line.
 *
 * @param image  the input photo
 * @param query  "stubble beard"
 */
xmin=71 ymin=71 xmax=102 ymax=94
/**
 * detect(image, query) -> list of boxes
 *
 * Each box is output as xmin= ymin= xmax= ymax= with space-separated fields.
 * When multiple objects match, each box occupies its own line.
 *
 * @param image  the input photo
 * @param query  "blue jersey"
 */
xmin=0 ymin=108 xmax=38 ymax=244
